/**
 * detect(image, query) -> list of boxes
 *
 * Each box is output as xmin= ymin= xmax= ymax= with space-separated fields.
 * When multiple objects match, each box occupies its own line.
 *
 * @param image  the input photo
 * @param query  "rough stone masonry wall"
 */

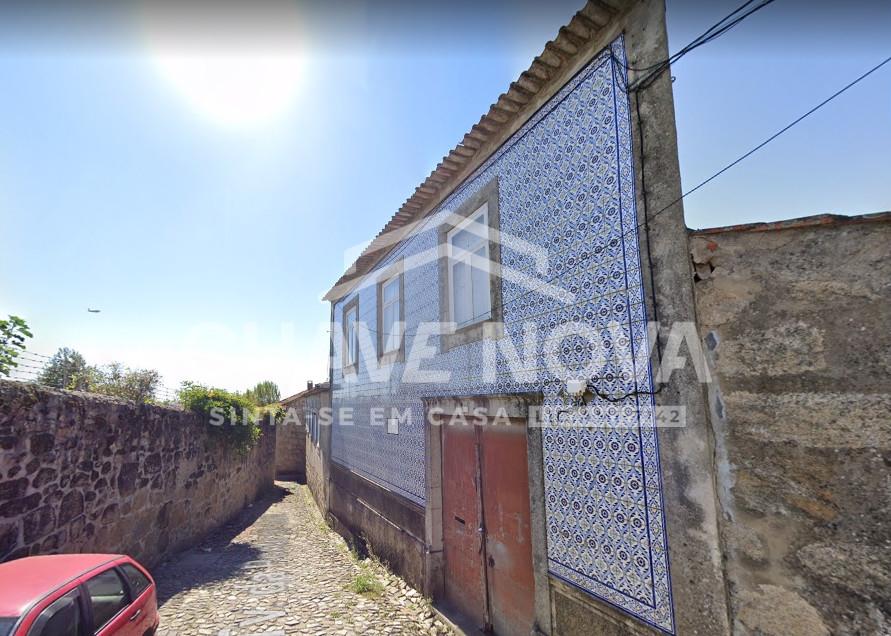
xmin=275 ymin=416 xmax=305 ymax=480
xmin=690 ymin=214 xmax=891 ymax=636
xmin=0 ymin=381 xmax=275 ymax=567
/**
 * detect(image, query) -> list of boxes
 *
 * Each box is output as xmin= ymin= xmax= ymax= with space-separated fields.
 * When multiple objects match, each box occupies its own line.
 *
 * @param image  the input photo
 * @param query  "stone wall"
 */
xmin=304 ymin=387 xmax=331 ymax=512
xmin=0 ymin=381 xmax=276 ymax=567
xmin=275 ymin=419 xmax=305 ymax=480
xmin=691 ymin=212 xmax=891 ymax=635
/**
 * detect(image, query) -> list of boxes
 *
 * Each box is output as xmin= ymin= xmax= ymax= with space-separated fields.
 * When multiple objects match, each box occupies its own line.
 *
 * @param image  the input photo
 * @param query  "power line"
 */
xmin=635 ymin=53 xmax=891 ymax=230
xmin=621 ymin=0 xmax=778 ymax=91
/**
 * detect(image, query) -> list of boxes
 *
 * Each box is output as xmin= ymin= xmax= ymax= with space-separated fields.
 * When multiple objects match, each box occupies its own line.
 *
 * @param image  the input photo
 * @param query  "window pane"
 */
xmin=383 ymin=302 xmax=400 ymax=352
xmin=120 ymin=564 xmax=150 ymax=598
xmin=28 ymin=590 xmax=82 ymax=636
xmin=452 ymin=260 xmax=471 ymax=325
xmin=471 ymin=246 xmax=491 ymax=320
xmin=383 ymin=277 xmax=399 ymax=303
xmin=86 ymin=569 xmax=128 ymax=630
xmin=450 ymin=226 xmax=477 ymax=252
xmin=346 ymin=308 xmax=358 ymax=365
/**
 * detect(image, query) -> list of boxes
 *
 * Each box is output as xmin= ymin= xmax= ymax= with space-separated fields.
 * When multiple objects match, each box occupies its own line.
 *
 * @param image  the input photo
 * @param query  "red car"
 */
xmin=0 ymin=554 xmax=159 ymax=636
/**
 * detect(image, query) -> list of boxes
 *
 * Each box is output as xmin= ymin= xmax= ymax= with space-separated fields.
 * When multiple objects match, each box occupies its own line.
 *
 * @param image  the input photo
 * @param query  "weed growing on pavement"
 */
xmin=348 ymin=569 xmax=383 ymax=597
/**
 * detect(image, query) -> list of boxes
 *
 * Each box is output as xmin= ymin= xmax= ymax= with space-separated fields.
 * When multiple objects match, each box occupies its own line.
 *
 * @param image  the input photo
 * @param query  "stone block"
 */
xmin=29 ymin=433 xmax=54 ymax=455
xmin=58 ymin=491 xmax=84 ymax=525
xmin=32 ymin=467 xmax=58 ymax=489
xmin=117 ymin=462 xmax=139 ymax=495
xmin=23 ymin=505 xmax=56 ymax=544
xmin=0 ymin=493 xmax=42 ymax=517
xmin=0 ymin=477 xmax=29 ymax=502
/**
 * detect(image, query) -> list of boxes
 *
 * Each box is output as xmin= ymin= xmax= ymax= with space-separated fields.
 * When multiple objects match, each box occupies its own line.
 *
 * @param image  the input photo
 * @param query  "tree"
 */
xmin=38 ymin=347 xmax=88 ymax=389
xmin=244 ymin=380 xmax=280 ymax=406
xmin=0 ymin=315 xmax=32 ymax=377
xmin=76 ymin=362 xmax=161 ymax=403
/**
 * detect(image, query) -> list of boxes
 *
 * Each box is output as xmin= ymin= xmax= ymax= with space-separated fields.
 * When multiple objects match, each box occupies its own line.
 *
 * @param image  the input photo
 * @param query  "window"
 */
xmin=85 ymin=569 xmax=128 ymax=631
xmin=119 ymin=564 xmax=151 ymax=599
xmin=309 ymin=410 xmax=319 ymax=446
xmin=381 ymin=276 xmax=401 ymax=352
xmin=447 ymin=203 xmax=492 ymax=328
xmin=376 ymin=262 xmax=404 ymax=363
xmin=342 ymin=300 xmax=359 ymax=372
xmin=28 ymin=589 xmax=83 ymax=636
xmin=437 ymin=179 xmax=502 ymax=351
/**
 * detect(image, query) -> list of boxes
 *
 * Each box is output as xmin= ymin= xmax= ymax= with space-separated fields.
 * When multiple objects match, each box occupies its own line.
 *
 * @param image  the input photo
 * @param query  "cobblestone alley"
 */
xmin=153 ymin=482 xmax=451 ymax=636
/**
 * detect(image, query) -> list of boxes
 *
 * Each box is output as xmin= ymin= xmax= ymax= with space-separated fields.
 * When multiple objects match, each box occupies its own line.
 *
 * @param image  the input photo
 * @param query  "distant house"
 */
xmin=311 ymin=1 xmax=891 ymax=635
xmin=301 ymin=381 xmax=331 ymax=510
xmin=278 ymin=381 xmax=329 ymax=482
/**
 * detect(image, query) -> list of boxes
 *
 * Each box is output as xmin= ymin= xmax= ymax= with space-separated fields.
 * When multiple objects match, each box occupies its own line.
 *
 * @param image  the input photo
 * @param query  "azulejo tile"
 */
xmin=329 ymin=36 xmax=674 ymax=634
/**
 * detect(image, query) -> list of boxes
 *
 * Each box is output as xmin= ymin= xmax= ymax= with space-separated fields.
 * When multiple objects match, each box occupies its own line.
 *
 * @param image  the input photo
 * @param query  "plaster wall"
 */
xmin=692 ymin=215 xmax=891 ymax=636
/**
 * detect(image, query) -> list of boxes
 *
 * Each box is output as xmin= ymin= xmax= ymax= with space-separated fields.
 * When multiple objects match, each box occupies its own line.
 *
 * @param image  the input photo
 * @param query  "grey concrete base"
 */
xmin=328 ymin=461 xmax=428 ymax=592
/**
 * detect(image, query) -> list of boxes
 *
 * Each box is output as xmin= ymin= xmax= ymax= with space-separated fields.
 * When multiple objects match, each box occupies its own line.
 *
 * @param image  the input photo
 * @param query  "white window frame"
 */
xmin=447 ymin=202 xmax=492 ymax=328
xmin=380 ymin=272 xmax=402 ymax=354
xmin=344 ymin=303 xmax=359 ymax=370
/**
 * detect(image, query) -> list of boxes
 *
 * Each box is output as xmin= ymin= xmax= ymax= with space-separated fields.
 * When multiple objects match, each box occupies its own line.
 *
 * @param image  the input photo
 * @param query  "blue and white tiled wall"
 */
xmin=330 ymin=37 xmax=674 ymax=633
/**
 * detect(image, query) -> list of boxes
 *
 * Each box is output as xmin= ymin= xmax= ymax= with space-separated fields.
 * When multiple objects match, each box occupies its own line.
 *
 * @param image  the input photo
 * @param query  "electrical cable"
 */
xmin=626 ymin=52 xmax=891 ymax=234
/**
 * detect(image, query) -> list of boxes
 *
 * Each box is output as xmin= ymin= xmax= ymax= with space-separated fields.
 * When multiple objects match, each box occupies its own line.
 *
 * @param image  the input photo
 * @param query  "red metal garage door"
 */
xmin=481 ymin=422 xmax=535 ymax=635
xmin=442 ymin=422 xmax=488 ymax=626
xmin=441 ymin=420 xmax=535 ymax=634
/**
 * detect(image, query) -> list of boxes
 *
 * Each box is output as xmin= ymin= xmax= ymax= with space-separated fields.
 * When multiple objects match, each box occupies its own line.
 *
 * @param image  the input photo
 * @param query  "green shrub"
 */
xmin=178 ymin=382 xmax=260 ymax=451
xmin=258 ymin=403 xmax=285 ymax=426
xmin=348 ymin=570 xmax=383 ymax=597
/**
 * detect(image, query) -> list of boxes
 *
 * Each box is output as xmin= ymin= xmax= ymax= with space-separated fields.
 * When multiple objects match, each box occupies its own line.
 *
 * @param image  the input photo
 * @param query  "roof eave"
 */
xmin=323 ymin=0 xmax=630 ymax=303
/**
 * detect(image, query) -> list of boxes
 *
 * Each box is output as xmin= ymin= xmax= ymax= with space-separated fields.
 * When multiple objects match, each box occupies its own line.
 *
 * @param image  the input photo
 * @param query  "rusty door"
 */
xmin=480 ymin=422 xmax=535 ymax=635
xmin=441 ymin=420 xmax=535 ymax=634
xmin=441 ymin=422 xmax=488 ymax=626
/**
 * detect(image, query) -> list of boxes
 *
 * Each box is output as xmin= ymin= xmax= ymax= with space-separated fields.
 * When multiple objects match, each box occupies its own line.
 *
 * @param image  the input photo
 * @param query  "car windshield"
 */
xmin=0 ymin=618 xmax=17 ymax=636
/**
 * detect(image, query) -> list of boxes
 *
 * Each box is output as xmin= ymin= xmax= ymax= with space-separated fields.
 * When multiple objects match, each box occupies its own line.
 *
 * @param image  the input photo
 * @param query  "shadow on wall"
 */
xmin=152 ymin=484 xmax=288 ymax=604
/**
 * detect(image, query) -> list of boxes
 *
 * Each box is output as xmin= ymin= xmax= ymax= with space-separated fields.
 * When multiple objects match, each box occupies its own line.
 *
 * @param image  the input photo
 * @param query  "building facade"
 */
xmin=302 ymin=381 xmax=332 ymax=511
xmin=315 ymin=1 xmax=890 ymax=635
xmin=276 ymin=391 xmax=307 ymax=481
xmin=319 ymin=2 xmax=722 ymax=633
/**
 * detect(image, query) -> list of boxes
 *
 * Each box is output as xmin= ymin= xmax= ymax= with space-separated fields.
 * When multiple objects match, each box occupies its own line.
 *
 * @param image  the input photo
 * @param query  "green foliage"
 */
xmin=76 ymin=362 xmax=161 ymax=403
xmin=36 ymin=348 xmax=159 ymax=403
xmin=244 ymin=380 xmax=280 ymax=406
xmin=348 ymin=570 xmax=383 ymax=597
xmin=0 ymin=315 xmax=32 ymax=377
xmin=258 ymin=403 xmax=285 ymax=426
xmin=37 ymin=347 xmax=88 ymax=389
xmin=179 ymin=382 xmax=261 ymax=451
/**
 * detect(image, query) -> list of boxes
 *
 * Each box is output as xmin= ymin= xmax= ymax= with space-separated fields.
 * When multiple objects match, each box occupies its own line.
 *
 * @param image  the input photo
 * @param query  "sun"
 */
xmin=142 ymin=6 xmax=305 ymax=130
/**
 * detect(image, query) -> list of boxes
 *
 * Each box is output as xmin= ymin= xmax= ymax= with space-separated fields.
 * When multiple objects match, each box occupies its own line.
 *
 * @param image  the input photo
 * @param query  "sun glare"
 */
xmin=149 ymin=47 xmax=304 ymax=129
xmin=142 ymin=6 xmax=304 ymax=130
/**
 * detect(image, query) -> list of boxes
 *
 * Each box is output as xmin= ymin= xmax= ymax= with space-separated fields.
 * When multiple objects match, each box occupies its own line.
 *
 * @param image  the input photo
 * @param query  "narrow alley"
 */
xmin=153 ymin=482 xmax=451 ymax=635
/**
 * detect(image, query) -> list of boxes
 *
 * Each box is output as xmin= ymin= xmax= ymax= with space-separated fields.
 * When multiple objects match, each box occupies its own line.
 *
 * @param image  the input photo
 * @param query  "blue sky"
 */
xmin=2 ymin=1 xmax=888 ymax=394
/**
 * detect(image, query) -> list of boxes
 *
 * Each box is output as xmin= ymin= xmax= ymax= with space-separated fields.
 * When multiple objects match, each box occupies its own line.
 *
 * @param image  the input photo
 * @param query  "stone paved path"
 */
xmin=154 ymin=482 xmax=451 ymax=636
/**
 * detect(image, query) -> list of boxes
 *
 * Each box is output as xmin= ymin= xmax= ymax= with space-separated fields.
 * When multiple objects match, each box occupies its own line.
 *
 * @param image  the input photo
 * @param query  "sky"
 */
xmin=1 ymin=0 xmax=889 ymax=396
